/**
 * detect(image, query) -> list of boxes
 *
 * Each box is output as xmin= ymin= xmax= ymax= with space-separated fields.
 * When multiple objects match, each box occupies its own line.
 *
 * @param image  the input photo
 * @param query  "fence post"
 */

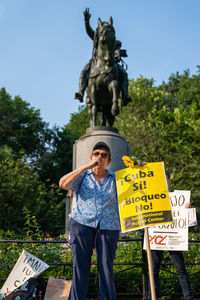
xmin=142 ymin=232 xmax=149 ymax=300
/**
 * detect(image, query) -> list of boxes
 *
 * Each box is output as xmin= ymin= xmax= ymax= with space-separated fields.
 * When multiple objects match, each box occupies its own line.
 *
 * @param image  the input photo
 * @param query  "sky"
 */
xmin=0 ymin=0 xmax=199 ymax=128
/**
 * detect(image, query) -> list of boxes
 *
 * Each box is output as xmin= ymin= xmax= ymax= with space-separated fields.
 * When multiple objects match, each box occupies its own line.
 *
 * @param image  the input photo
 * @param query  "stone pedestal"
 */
xmin=73 ymin=127 xmax=130 ymax=172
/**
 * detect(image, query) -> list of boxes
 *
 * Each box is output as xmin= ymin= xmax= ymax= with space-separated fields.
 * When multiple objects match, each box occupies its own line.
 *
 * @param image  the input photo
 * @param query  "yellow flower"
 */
xmin=122 ymin=155 xmax=135 ymax=169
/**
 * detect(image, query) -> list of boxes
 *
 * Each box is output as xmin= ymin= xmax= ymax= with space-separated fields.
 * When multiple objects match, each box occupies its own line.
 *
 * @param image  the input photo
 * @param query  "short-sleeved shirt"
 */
xmin=71 ymin=169 xmax=120 ymax=230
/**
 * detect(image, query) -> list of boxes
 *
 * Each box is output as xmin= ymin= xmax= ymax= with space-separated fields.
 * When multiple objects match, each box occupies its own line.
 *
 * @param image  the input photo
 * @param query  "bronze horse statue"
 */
xmin=86 ymin=17 xmax=121 ymax=127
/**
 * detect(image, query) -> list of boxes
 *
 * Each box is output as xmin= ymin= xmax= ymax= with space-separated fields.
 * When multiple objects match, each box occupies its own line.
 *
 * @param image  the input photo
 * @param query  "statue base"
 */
xmin=86 ymin=126 xmax=118 ymax=134
xmin=73 ymin=126 xmax=130 ymax=172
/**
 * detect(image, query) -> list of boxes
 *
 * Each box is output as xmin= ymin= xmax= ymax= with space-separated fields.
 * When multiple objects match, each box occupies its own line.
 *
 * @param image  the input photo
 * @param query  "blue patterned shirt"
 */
xmin=71 ymin=169 xmax=120 ymax=230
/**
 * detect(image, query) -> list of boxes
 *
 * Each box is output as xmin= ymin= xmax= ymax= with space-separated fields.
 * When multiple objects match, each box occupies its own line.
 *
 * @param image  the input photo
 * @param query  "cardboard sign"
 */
xmin=44 ymin=276 xmax=72 ymax=300
xmin=115 ymin=162 xmax=173 ymax=233
xmin=144 ymin=190 xmax=190 ymax=251
xmin=1 ymin=250 xmax=49 ymax=295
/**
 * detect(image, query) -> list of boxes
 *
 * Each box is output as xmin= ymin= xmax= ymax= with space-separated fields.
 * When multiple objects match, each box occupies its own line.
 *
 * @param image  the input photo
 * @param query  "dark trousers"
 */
xmin=69 ymin=218 xmax=119 ymax=300
xmin=151 ymin=250 xmax=194 ymax=300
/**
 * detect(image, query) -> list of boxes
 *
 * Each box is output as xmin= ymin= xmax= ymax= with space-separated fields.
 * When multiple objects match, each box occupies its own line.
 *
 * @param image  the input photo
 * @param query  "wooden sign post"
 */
xmin=145 ymin=227 xmax=156 ymax=300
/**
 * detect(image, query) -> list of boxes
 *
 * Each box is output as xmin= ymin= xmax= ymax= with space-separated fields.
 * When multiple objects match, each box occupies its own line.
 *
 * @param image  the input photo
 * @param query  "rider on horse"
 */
xmin=75 ymin=8 xmax=131 ymax=107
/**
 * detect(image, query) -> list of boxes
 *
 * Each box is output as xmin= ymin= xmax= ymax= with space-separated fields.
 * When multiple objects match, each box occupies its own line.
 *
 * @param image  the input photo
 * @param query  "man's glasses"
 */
xmin=92 ymin=151 xmax=108 ymax=158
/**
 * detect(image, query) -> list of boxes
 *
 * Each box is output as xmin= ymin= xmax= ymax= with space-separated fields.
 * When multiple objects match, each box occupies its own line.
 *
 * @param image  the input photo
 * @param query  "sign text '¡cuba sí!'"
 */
xmin=120 ymin=170 xmax=154 ymax=191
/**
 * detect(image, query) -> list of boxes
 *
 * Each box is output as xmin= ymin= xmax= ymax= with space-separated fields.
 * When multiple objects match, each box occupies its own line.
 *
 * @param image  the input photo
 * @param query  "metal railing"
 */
xmin=0 ymin=238 xmax=200 ymax=299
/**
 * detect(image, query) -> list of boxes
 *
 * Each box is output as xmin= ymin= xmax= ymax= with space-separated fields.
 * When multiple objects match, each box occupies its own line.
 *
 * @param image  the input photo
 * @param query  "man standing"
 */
xmin=149 ymin=172 xmax=194 ymax=300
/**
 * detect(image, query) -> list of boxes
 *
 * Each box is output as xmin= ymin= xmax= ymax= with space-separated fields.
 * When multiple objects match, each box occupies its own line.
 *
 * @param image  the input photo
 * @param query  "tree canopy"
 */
xmin=0 ymin=88 xmax=51 ymax=159
xmin=114 ymin=68 xmax=200 ymax=218
xmin=0 ymin=88 xmax=73 ymax=235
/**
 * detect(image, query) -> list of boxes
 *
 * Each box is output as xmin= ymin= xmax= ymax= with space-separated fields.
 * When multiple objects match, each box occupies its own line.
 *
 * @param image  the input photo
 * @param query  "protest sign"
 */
xmin=1 ymin=250 xmax=49 ymax=295
xmin=174 ymin=190 xmax=197 ymax=227
xmin=188 ymin=208 xmax=197 ymax=227
xmin=115 ymin=162 xmax=173 ymax=233
xmin=144 ymin=190 xmax=190 ymax=251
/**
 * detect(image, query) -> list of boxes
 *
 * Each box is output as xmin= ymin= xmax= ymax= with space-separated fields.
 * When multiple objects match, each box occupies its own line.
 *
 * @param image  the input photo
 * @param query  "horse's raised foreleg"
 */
xmin=109 ymin=80 xmax=119 ymax=116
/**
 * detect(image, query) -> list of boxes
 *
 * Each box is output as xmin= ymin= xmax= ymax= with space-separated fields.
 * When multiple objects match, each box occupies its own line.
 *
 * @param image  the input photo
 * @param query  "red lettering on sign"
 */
xmin=149 ymin=235 xmax=167 ymax=245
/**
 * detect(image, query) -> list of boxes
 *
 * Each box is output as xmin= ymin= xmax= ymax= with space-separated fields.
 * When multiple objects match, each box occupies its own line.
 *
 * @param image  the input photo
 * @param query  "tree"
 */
xmin=0 ymin=88 xmax=51 ymax=161
xmin=38 ymin=125 xmax=75 ymax=184
xmin=0 ymin=89 xmax=71 ymax=235
xmin=0 ymin=87 xmax=74 ymax=183
xmin=114 ymin=70 xmax=200 ymax=223
xmin=0 ymin=146 xmax=66 ymax=236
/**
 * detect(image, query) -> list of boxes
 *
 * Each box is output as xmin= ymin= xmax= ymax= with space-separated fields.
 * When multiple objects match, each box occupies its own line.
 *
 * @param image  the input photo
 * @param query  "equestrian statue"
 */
xmin=75 ymin=8 xmax=131 ymax=127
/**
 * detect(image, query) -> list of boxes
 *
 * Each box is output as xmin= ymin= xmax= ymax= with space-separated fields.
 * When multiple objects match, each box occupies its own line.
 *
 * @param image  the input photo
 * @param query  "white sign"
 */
xmin=188 ymin=208 xmax=197 ymax=227
xmin=1 ymin=250 xmax=49 ymax=295
xmin=174 ymin=190 xmax=197 ymax=226
xmin=144 ymin=190 xmax=190 ymax=251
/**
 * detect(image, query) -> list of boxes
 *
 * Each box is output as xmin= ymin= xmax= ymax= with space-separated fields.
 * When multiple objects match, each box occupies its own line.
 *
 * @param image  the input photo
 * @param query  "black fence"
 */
xmin=0 ymin=238 xmax=200 ymax=299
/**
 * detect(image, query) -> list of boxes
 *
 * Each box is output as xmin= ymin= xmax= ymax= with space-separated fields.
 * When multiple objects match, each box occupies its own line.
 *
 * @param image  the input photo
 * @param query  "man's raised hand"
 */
xmin=83 ymin=8 xmax=91 ymax=21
